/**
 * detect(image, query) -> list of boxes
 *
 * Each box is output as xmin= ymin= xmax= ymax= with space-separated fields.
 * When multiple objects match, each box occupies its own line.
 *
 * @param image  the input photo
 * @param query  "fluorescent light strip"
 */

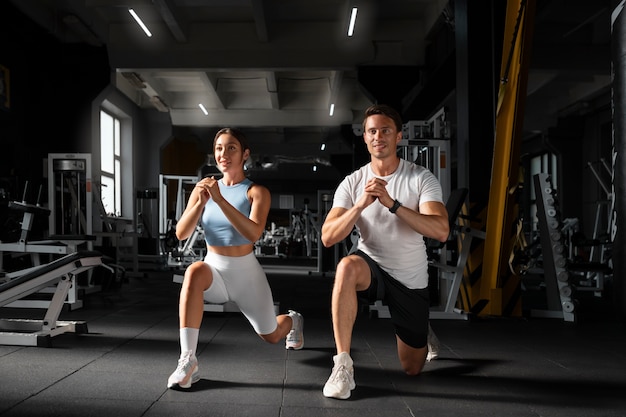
xmin=128 ymin=9 xmax=152 ymax=37
xmin=329 ymin=103 xmax=335 ymax=116
xmin=198 ymin=103 xmax=209 ymax=115
xmin=348 ymin=7 xmax=358 ymax=37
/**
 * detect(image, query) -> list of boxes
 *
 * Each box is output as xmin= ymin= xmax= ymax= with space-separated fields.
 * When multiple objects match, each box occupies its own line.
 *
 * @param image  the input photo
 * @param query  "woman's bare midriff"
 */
xmin=207 ymin=243 xmax=255 ymax=257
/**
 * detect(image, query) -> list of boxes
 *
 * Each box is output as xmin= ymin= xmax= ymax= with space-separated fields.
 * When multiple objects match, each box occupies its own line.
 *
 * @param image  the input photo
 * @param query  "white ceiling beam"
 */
xmin=200 ymin=72 xmax=225 ymax=109
xmin=265 ymin=71 xmax=279 ymax=109
xmin=140 ymin=73 xmax=174 ymax=107
xmin=328 ymin=70 xmax=343 ymax=108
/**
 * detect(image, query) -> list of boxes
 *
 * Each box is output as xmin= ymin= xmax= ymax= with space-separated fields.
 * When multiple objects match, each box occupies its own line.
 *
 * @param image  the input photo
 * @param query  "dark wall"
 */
xmin=0 ymin=2 xmax=109 ymax=206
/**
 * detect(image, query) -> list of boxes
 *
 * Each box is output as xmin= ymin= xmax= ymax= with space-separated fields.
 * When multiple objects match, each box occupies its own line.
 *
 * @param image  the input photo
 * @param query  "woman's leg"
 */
xmin=258 ymin=313 xmax=293 ymax=344
xmin=167 ymin=261 xmax=213 ymax=389
xmin=179 ymin=261 xmax=213 ymax=328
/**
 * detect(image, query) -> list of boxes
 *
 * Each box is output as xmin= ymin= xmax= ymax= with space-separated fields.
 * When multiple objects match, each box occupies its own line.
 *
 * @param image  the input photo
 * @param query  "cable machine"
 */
xmin=47 ymin=153 xmax=92 ymax=238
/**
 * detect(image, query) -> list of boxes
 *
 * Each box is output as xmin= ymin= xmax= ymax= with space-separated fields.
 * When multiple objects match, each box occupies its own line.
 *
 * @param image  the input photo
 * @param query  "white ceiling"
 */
xmin=9 ymin=0 xmax=615 ymax=172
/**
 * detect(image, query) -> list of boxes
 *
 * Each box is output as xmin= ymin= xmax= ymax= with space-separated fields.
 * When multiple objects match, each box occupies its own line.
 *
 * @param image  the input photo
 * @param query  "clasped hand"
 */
xmin=196 ymin=176 xmax=223 ymax=203
xmin=361 ymin=177 xmax=393 ymax=209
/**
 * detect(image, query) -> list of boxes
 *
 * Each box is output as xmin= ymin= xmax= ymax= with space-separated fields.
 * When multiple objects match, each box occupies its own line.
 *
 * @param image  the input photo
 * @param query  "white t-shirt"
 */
xmin=331 ymin=158 xmax=443 ymax=289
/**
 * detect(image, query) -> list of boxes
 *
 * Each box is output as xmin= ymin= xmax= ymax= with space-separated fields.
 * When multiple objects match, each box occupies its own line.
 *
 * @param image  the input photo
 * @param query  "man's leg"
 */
xmin=331 ymin=255 xmax=371 ymax=353
xmin=396 ymin=336 xmax=428 ymax=376
xmin=324 ymin=255 xmax=371 ymax=399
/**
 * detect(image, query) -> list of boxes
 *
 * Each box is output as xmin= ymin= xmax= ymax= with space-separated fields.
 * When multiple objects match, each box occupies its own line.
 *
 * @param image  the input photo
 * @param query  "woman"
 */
xmin=167 ymin=127 xmax=304 ymax=390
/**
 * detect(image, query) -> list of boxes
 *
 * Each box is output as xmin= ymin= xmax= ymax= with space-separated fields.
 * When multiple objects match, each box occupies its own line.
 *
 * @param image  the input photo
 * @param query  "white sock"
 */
xmin=335 ymin=352 xmax=353 ymax=367
xmin=180 ymin=327 xmax=199 ymax=357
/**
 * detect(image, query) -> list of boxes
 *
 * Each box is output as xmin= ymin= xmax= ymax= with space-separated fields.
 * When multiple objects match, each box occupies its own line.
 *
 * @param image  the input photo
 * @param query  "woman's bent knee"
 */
xmin=183 ymin=261 xmax=212 ymax=290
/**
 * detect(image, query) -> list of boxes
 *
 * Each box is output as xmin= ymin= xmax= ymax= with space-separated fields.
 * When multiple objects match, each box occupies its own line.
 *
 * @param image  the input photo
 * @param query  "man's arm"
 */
xmin=393 ymin=200 xmax=449 ymax=242
xmin=321 ymin=206 xmax=359 ymax=248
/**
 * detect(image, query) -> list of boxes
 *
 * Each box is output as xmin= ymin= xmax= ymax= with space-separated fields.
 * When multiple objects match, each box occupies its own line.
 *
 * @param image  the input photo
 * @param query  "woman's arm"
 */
xmin=175 ymin=184 xmax=207 ymax=241
xmin=211 ymin=183 xmax=271 ymax=242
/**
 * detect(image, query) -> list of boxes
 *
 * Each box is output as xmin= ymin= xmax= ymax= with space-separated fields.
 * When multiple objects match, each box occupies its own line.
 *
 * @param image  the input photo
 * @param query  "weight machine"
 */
xmin=531 ymin=173 xmax=612 ymax=322
xmin=585 ymin=158 xmax=613 ymax=265
xmin=47 ymin=153 xmax=92 ymax=238
xmin=0 ymin=158 xmax=96 ymax=310
xmin=158 ymin=174 xmax=206 ymax=267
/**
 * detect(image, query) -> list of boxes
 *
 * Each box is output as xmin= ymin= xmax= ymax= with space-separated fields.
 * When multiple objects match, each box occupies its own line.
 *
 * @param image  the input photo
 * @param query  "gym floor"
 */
xmin=1 ymin=262 xmax=625 ymax=417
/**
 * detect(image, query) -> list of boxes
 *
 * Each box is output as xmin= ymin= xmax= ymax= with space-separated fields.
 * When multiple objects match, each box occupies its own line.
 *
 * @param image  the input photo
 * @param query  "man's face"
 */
xmin=363 ymin=114 xmax=402 ymax=159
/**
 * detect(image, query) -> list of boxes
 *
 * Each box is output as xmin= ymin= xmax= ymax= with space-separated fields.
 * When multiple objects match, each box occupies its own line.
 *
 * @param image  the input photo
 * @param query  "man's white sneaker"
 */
xmin=167 ymin=351 xmax=200 ymax=389
xmin=285 ymin=310 xmax=304 ymax=350
xmin=323 ymin=352 xmax=356 ymax=399
xmin=427 ymin=323 xmax=440 ymax=361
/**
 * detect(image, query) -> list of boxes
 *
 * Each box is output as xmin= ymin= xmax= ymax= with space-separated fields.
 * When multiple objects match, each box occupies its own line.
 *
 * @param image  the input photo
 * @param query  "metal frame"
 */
xmin=0 ymin=252 xmax=102 ymax=346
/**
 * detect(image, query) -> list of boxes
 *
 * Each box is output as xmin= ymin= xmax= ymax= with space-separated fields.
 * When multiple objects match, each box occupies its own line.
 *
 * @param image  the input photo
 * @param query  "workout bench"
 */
xmin=0 ymin=251 xmax=102 ymax=347
xmin=0 ymin=200 xmax=97 ymax=310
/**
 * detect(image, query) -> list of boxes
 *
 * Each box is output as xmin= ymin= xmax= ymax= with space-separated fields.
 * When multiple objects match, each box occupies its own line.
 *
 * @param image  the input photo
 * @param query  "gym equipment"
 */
xmin=47 ymin=153 xmax=93 ymax=237
xmin=585 ymin=159 xmax=613 ymax=264
xmin=532 ymin=173 xmax=577 ymax=322
xmin=159 ymin=175 xmax=204 ymax=267
xmin=159 ymin=174 xmax=199 ymax=239
xmin=313 ymin=190 xmax=336 ymax=275
xmin=0 ymin=251 xmax=102 ymax=346
xmin=166 ymin=224 xmax=205 ymax=267
xmin=399 ymin=107 xmax=452 ymax=202
xmin=428 ymin=188 xmax=482 ymax=320
xmin=532 ymin=173 xmax=612 ymax=322
xmin=0 ymin=183 xmax=96 ymax=309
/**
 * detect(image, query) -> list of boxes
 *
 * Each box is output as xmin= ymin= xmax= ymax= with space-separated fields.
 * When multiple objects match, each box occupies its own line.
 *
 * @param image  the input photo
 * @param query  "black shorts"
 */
xmin=355 ymin=250 xmax=430 ymax=348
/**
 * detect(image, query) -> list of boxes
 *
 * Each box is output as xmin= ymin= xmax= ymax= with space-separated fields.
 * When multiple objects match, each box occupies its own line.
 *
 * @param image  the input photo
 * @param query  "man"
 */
xmin=320 ymin=104 xmax=449 ymax=399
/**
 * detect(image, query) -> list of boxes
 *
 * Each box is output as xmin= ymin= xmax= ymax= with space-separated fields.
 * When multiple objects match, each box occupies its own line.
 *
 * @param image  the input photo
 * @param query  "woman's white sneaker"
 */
xmin=285 ymin=310 xmax=304 ymax=350
xmin=167 ymin=351 xmax=200 ymax=389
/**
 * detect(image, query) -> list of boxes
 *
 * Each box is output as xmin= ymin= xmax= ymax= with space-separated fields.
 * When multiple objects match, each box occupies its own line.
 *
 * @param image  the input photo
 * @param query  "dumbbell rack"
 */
xmin=532 ymin=173 xmax=576 ymax=322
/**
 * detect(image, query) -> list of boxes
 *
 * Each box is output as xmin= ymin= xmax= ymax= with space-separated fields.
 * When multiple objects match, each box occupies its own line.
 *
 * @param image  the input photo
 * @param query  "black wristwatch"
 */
xmin=389 ymin=199 xmax=402 ymax=214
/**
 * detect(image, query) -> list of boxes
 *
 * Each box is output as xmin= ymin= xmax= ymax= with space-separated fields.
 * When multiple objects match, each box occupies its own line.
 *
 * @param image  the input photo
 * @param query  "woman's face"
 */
xmin=214 ymin=133 xmax=250 ymax=173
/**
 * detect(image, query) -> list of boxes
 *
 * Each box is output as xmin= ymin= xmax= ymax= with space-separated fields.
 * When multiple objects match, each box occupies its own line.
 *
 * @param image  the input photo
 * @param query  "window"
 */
xmin=100 ymin=110 xmax=122 ymax=216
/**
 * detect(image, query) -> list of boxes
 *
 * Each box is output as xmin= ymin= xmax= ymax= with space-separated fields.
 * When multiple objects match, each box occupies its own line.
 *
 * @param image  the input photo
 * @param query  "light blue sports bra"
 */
xmin=201 ymin=178 xmax=253 ymax=246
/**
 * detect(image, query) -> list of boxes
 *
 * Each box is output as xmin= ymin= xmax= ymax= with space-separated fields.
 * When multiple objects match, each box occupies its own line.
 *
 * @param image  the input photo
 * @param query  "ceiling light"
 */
xmin=347 ymin=7 xmax=358 ymax=37
xmin=320 ymin=143 xmax=326 ymax=151
xmin=128 ymin=9 xmax=152 ymax=37
xmin=198 ymin=103 xmax=209 ymax=115
xmin=313 ymin=165 xmax=318 ymax=172
xmin=329 ymin=103 xmax=335 ymax=116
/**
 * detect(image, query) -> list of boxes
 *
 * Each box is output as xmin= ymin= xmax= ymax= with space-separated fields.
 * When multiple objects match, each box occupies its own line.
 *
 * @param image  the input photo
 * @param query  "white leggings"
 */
xmin=202 ymin=251 xmax=278 ymax=335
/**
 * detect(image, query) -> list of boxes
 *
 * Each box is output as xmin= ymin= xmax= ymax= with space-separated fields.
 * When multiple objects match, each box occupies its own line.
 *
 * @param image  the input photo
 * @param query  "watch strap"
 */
xmin=389 ymin=199 xmax=402 ymax=214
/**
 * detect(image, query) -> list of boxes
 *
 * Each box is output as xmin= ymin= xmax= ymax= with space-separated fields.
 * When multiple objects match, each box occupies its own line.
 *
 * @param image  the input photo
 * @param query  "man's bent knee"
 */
xmin=335 ymin=255 xmax=369 ymax=289
xmin=403 ymin=364 xmax=424 ymax=376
